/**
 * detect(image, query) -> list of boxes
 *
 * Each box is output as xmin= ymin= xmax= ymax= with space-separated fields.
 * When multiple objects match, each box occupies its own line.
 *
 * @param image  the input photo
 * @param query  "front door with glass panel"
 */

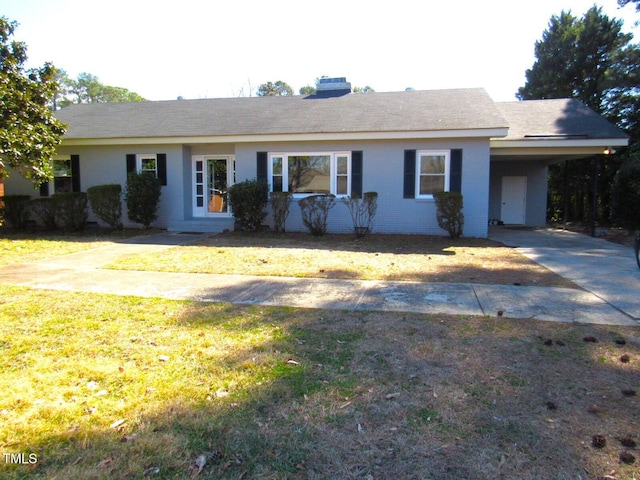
xmin=193 ymin=156 xmax=234 ymax=217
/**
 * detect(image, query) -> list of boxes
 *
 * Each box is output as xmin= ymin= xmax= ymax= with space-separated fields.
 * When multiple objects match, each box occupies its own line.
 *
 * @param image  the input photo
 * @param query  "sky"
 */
xmin=1 ymin=0 xmax=638 ymax=102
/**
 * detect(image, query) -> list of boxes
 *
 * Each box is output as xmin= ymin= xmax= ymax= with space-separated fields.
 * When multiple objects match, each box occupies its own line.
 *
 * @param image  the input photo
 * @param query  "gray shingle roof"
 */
xmin=494 ymin=99 xmax=628 ymax=140
xmin=55 ymin=88 xmax=508 ymax=140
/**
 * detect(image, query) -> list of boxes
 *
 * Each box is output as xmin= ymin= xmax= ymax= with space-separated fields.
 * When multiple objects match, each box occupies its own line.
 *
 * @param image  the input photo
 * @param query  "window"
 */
xmin=272 ymin=156 xmax=284 ymax=192
xmin=137 ymin=154 xmax=158 ymax=175
xmin=416 ymin=150 xmax=449 ymax=199
xmin=53 ymin=156 xmax=73 ymax=193
xmin=336 ymin=155 xmax=349 ymax=195
xmin=268 ymin=152 xmax=351 ymax=196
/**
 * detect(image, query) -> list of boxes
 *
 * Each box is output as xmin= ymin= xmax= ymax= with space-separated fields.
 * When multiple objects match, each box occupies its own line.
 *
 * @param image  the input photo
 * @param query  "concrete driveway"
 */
xmin=489 ymin=227 xmax=640 ymax=320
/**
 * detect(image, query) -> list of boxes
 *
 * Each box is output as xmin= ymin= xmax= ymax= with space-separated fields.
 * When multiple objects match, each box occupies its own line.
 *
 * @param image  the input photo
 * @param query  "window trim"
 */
xmin=136 ymin=154 xmax=158 ymax=176
xmin=415 ymin=149 xmax=450 ymax=200
xmin=267 ymin=151 xmax=352 ymax=197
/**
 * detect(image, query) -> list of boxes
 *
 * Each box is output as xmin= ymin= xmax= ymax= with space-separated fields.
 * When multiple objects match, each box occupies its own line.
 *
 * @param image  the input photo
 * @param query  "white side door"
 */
xmin=501 ymin=176 xmax=527 ymax=224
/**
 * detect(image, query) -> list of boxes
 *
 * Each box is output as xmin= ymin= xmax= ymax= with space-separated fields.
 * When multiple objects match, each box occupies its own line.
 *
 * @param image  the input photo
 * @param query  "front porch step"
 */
xmin=168 ymin=218 xmax=235 ymax=233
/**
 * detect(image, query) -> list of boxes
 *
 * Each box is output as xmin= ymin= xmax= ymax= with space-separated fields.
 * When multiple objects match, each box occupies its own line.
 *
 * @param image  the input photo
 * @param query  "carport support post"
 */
xmin=590 ymin=157 xmax=598 ymax=237
xmin=563 ymin=160 xmax=569 ymax=230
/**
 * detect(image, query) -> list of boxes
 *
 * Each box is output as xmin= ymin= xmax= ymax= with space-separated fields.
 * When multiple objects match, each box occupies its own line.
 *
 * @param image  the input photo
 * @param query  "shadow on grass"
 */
xmin=2 ymin=297 xmax=639 ymax=480
xmin=0 ymin=227 xmax=158 ymax=244
xmin=193 ymin=231 xmax=469 ymax=256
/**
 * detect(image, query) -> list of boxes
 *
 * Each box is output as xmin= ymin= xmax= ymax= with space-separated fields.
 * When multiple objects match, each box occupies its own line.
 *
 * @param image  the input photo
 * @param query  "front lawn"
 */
xmin=1 ymin=285 xmax=638 ymax=479
xmin=107 ymin=231 xmax=576 ymax=288
xmin=0 ymin=228 xmax=152 ymax=267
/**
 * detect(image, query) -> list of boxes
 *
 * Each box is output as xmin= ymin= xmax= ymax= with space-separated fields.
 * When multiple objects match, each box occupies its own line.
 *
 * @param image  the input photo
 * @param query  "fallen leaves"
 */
xmin=97 ymin=457 xmax=113 ymax=468
xmin=120 ymin=433 xmax=138 ymax=443
xmin=587 ymin=405 xmax=609 ymax=414
xmin=187 ymin=453 xmax=209 ymax=478
xmin=143 ymin=466 xmax=160 ymax=476
xmin=215 ymin=389 xmax=230 ymax=398
xmin=109 ymin=419 xmax=126 ymax=429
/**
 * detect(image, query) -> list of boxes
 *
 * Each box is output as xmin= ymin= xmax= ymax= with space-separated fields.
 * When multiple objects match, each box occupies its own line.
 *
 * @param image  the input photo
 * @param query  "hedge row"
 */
xmin=0 ymin=174 xmax=161 ymax=231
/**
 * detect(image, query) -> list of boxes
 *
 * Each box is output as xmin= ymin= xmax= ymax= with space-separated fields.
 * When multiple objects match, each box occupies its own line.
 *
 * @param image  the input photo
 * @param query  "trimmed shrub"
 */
xmin=270 ymin=191 xmax=293 ymax=233
xmin=125 ymin=172 xmax=162 ymax=229
xmin=0 ymin=195 xmax=31 ymax=229
xmin=299 ymin=194 xmax=335 ymax=236
xmin=434 ymin=191 xmax=464 ymax=239
xmin=228 ymin=179 xmax=269 ymax=231
xmin=611 ymin=158 xmax=640 ymax=230
xmin=88 ymin=184 xmax=123 ymax=230
xmin=52 ymin=192 xmax=88 ymax=231
xmin=342 ymin=191 xmax=378 ymax=237
xmin=30 ymin=197 xmax=57 ymax=230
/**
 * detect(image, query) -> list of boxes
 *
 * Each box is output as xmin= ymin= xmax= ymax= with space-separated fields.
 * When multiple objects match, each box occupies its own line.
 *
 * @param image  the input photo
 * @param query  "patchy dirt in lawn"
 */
xmin=283 ymin=312 xmax=640 ymax=480
xmin=109 ymin=232 xmax=578 ymax=288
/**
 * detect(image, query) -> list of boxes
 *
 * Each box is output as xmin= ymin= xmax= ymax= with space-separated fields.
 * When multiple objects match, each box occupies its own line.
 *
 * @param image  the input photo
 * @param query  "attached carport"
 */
xmin=489 ymin=99 xmax=629 ymax=226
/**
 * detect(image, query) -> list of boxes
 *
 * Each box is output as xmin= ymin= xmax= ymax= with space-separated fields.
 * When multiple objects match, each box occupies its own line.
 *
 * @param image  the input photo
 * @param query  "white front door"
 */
xmin=193 ymin=156 xmax=234 ymax=217
xmin=501 ymin=176 xmax=527 ymax=224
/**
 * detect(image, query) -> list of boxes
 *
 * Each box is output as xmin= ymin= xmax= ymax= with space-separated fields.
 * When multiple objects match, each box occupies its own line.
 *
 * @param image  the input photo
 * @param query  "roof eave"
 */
xmin=61 ymin=128 xmax=510 ymax=146
xmin=491 ymin=137 xmax=629 ymax=156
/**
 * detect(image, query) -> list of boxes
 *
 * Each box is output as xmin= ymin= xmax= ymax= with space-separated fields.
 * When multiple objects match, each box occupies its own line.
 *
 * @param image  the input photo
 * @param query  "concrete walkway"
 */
xmin=488 ymin=227 xmax=640 ymax=320
xmin=0 ymin=229 xmax=638 ymax=326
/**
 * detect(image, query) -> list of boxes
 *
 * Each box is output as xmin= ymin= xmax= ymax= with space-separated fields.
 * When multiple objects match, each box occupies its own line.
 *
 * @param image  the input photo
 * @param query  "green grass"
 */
xmin=0 ymin=286 xmax=365 ymax=479
xmin=1 ymin=285 xmax=639 ymax=479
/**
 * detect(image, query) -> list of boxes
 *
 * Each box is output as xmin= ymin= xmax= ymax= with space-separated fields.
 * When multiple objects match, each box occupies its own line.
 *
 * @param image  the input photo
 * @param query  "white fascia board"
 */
xmin=60 ymin=128 xmax=510 ymax=146
xmin=491 ymin=138 xmax=629 ymax=155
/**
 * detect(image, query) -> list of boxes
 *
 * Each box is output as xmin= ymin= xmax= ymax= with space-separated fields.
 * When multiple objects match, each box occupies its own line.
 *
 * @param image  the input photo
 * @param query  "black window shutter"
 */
xmin=71 ymin=155 xmax=81 ymax=192
xmin=157 ymin=154 xmax=167 ymax=186
xmin=126 ymin=154 xmax=136 ymax=175
xmin=351 ymin=151 xmax=363 ymax=199
xmin=403 ymin=150 xmax=416 ymax=198
xmin=257 ymin=152 xmax=268 ymax=183
xmin=39 ymin=182 xmax=49 ymax=197
xmin=450 ymin=149 xmax=463 ymax=193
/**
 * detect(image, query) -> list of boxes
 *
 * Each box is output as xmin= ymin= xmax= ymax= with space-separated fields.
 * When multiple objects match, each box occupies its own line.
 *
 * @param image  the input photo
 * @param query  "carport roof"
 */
xmin=494 ymin=99 xmax=628 ymax=141
xmin=490 ymin=99 xmax=629 ymax=162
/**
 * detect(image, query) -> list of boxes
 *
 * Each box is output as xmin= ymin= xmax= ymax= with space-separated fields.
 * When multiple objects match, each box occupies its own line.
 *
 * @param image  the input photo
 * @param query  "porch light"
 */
xmin=603 ymin=147 xmax=616 ymax=155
